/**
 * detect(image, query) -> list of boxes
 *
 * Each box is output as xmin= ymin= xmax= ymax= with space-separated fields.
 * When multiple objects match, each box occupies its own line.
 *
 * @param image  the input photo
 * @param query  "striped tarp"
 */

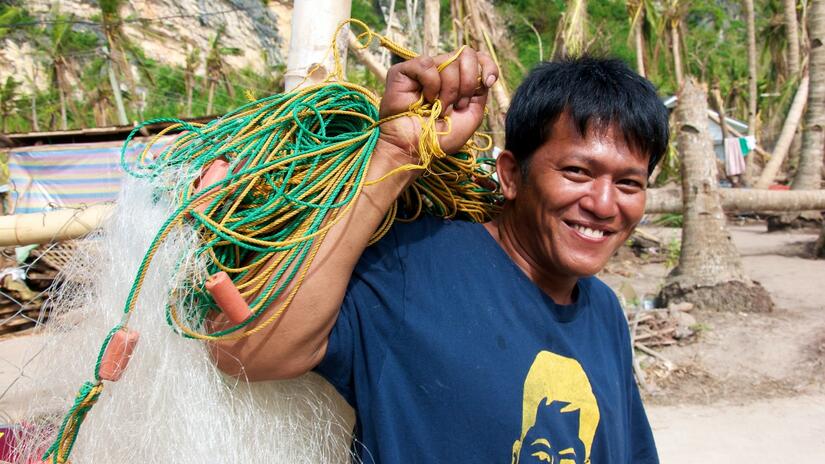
xmin=7 ymin=139 xmax=158 ymax=214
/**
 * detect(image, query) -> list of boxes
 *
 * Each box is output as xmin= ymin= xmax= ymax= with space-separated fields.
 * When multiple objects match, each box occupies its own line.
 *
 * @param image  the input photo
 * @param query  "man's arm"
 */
xmin=209 ymin=49 xmax=498 ymax=381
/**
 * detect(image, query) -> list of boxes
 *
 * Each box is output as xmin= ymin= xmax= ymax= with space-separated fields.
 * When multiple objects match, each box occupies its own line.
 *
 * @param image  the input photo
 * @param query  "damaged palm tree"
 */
xmin=658 ymin=78 xmax=774 ymax=312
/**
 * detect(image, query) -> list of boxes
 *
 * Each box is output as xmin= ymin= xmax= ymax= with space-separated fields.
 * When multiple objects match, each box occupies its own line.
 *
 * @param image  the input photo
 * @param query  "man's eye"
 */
xmin=530 ymin=451 xmax=553 ymax=462
xmin=618 ymin=179 xmax=644 ymax=189
xmin=563 ymin=167 xmax=588 ymax=176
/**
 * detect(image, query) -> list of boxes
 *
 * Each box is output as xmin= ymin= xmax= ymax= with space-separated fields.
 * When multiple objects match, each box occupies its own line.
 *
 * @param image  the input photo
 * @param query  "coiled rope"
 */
xmin=43 ymin=19 xmax=502 ymax=463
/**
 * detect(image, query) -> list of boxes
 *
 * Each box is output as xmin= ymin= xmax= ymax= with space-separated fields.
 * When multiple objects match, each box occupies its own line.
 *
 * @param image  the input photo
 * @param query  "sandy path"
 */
xmin=642 ymin=225 xmax=825 ymax=463
xmin=648 ymin=395 xmax=825 ymax=462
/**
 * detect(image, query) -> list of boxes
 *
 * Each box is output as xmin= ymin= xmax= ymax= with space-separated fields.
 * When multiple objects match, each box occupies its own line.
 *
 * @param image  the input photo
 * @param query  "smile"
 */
xmin=565 ymin=221 xmax=614 ymax=241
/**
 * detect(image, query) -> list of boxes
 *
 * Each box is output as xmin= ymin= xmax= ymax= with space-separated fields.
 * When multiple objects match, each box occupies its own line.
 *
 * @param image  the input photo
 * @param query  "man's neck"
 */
xmin=483 ymin=210 xmax=579 ymax=305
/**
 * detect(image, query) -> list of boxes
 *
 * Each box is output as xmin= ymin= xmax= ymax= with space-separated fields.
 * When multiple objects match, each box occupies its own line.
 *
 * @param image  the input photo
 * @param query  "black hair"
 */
xmin=504 ymin=56 xmax=669 ymax=175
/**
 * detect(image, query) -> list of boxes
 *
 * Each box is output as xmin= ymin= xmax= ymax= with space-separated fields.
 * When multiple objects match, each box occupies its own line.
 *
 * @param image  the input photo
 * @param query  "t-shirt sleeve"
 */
xmin=629 ymin=380 xmax=660 ymax=463
xmin=312 ymin=224 xmax=408 ymax=407
xmin=314 ymin=289 xmax=358 ymax=405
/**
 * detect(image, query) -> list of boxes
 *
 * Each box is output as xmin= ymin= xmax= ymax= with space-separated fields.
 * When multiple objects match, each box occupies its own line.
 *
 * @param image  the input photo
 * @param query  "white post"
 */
xmin=284 ymin=0 xmax=353 ymax=92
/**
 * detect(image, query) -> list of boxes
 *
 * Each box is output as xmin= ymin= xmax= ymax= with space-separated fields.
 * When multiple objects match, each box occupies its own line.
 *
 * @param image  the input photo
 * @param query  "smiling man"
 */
xmin=212 ymin=51 xmax=668 ymax=463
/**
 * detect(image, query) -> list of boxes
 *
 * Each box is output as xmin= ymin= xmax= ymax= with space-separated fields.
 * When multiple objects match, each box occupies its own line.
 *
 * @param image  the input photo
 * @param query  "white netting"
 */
xmin=9 ymin=174 xmax=355 ymax=463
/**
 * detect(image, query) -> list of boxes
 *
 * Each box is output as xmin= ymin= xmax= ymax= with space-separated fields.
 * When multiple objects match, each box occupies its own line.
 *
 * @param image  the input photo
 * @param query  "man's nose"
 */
xmin=580 ymin=177 xmax=619 ymax=219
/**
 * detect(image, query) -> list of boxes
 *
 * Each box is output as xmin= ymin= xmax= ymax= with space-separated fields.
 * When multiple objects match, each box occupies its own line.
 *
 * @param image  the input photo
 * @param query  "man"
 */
xmin=212 ymin=47 xmax=668 ymax=463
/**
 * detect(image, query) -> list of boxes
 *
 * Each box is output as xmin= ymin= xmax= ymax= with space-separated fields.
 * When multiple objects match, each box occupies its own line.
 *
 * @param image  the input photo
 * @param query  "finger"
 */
xmin=435 ymin=54 xmax=461 ymax=109
xmin=456 ymin=47 xmax=479 ymax=110
xmin=477 ymin=51 xmax=499 ymax=89
xmin=397 ymin=56 xmax=441 ymax=102
xmin=381 ymin=56 xmax=441 ymax=118
xmin=437 ymin=93 xmax=489 ymax=154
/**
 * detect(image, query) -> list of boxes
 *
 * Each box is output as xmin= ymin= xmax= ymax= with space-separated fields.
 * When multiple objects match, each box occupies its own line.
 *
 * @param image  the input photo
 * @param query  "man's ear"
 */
xmin=496 ymin=150 xmax=522 ymax=201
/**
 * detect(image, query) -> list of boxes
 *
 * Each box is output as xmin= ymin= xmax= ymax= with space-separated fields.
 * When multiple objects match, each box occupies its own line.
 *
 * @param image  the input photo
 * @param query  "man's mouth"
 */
xmin=565 ymin=221 xmax=614 ymax=240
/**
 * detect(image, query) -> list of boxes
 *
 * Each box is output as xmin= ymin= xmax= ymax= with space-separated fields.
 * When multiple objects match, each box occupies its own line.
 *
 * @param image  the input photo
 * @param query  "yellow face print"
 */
xmin=512 ymin=351 xmax=600 ymax=464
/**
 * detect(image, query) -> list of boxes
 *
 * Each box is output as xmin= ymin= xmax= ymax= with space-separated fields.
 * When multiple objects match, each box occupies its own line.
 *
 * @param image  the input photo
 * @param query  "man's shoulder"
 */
xmin=387 ymin=215 xmax=485 ymax=250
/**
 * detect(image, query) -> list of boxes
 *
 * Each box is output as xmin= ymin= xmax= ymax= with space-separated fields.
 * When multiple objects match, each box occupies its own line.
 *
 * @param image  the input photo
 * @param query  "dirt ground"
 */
xmin=1 ymin=224 xmax=823 ymax=462
xmin=601 ymin=224 xmax=825 ymax=463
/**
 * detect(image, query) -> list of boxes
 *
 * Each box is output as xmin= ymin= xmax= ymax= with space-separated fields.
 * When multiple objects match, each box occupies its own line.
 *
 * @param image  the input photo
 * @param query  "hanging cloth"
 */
xmin=724 ymin=137 xmax=746 ymax=176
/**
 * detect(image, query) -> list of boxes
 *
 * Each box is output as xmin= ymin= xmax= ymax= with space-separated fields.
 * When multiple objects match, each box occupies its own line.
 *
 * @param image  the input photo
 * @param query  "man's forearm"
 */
xmin=210 ymin=140 xmax=420 ymax=380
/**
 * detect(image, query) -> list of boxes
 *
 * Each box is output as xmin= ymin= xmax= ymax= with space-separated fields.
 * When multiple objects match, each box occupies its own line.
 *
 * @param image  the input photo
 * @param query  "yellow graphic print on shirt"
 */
xmin=511 ymin=351 xmax=601 ymax=464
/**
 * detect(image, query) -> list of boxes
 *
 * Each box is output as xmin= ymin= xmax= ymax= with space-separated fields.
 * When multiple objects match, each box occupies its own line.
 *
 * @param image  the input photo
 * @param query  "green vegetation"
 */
xmin=0 ymin=0 xmax=804 ymax=139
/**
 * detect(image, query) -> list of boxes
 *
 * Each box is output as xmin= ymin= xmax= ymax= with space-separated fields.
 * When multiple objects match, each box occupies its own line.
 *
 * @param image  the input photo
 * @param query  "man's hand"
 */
xmin=376 ymin=48 xmax=499 ymax=160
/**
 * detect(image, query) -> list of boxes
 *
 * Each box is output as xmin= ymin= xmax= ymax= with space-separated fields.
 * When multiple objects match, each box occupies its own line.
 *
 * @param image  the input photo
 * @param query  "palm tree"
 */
xmin=793 ymin=0 xmax=824 ymax=191
xmin=553 ymin=0 xmax=589 ymax=59
xmin=99 ymin=0 xmax=153 ymax=122
xmin=38 ymin=11 xmax=85 ymax=130
xmin=659 ymin=78 xmax=773 ymax=312
xmin=662 ymin=0 xmax=687 ymax=87
xmin=184 ymin=45 xmax=199 ymax=118
xmin=627 ymin=0 xmax=647 ymax=76
xmin=784 ymin=0 xmax=801 ymax=77
xmin=205 ymin=25 xmax=241 ymax=116
xmin=0 ymin=76 xmax=20 ymax=132
xmin=743 ymin=0 xmax=760 ymax=185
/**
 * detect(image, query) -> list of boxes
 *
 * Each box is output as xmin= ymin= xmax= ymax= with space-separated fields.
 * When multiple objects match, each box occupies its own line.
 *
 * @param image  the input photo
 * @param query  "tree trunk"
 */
xmin=107 ymin=56 xmax=129 ymax=126
xmin=186 ymin=79 xmax=193 ymax=118
xmin=793 ymin=0 xmax=825 ymax=191
xmin=744 ymin=0 xmax=761 ymax=184
xmin=56 ymin=71 xmax=68 ymax=131
xmin=633 ymin=6 xmax=646 ymax=77
xmin=284 ymin=0 xmax=353 ymax=92
xmin=348 ymin=31 xmax=388 ymax=80
xmin=785 ymin=0 xmax=802 ymax=77
xmin=659 ymin=78 xmax=773 ymax=312
xmin=671 ymin=21 xmax=684 ymax=88
xmin=645 ymin=187 xmax=825 ymax=213
xmin=464 ymin=0 xmax=510 ymax=111
xmin=30 ymin=92 xmax=38 ymax=132
xmin=206 ymin=80 xmax=215 ymax=116
xmin=423 ymin=0 xmax=440 ymax=57
xmin=755 ymin=74 xmax=809 ymax=188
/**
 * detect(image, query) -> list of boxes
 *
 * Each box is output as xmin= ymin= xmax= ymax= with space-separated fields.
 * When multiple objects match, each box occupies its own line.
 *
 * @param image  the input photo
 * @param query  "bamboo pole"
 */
xmin=0 ymin=204 xmax=114 ymax=247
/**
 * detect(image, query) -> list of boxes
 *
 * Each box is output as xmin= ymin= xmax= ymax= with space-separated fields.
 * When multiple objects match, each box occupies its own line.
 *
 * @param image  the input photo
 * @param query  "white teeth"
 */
xmin=573 ymin=225 xmax=605 ymax=238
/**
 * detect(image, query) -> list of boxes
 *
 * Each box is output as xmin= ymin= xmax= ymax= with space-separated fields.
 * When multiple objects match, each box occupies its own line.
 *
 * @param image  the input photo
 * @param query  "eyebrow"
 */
xmin=530 ymin=438 xmax=552 ymax=449
xmin=558 ymin=447 xmax=577 ymax=456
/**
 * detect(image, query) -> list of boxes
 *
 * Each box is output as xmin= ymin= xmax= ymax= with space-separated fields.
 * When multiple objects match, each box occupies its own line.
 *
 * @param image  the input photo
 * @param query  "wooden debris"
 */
xmin=0 ymin=242 xmax=78 ymax=339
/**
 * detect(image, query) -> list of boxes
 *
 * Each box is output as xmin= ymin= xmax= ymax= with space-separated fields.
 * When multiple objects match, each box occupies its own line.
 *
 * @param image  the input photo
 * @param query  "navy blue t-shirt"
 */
xmin=315 ymin=216 xmax=658 ymax=463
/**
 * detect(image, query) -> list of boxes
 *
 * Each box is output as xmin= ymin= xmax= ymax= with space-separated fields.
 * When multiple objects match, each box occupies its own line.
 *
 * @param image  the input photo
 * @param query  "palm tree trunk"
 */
xmin=659 ymin=78 xmax=773 ymax=312
xmin=107 ymin=57 xmax=129 ymax=126
xmin=206 ymin=80 xmax=215 ymax=116
xmin=423 ymin=0 xmax=440 ymax=57
xmin=755 ymin=74 xmax=809 ymax=188
xmin=645 ymin=187 xmax=825 ymax=213
xmin=57 ymin=73 xmax=68 ymax=130
xmin=743 ymin=0 xmax=760 ymax=184
xmin=793 ymin=0 xmax=825 ymax=191
xmin=464 ymin=0 xmax=510 ymax=110
xmin=347 ymin=31 xmax=388 ymax=79
xmin=633 ymin=9 xmax=646 ymax=77
xmin=785 ymin=0 xmax=801 ymax=77
xmin=671 ymin=21 xmax=684 ymax=87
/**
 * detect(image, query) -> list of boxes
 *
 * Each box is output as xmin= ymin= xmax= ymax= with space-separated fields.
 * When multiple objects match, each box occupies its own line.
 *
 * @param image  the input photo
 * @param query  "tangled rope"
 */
xmin=44 ymin=19 xmax=502 ymax=463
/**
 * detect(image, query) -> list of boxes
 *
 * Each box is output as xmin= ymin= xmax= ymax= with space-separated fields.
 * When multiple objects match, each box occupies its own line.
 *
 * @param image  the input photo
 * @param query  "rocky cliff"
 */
xmin=0 ymin=0 xmax=293 ymax=93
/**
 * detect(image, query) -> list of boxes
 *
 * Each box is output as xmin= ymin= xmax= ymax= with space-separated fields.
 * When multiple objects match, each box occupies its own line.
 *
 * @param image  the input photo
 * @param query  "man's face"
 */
xmin=507 ymin=113 xmax=649 ymax=279
xmin=517 ymin=401 xmax=586 ymax=463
